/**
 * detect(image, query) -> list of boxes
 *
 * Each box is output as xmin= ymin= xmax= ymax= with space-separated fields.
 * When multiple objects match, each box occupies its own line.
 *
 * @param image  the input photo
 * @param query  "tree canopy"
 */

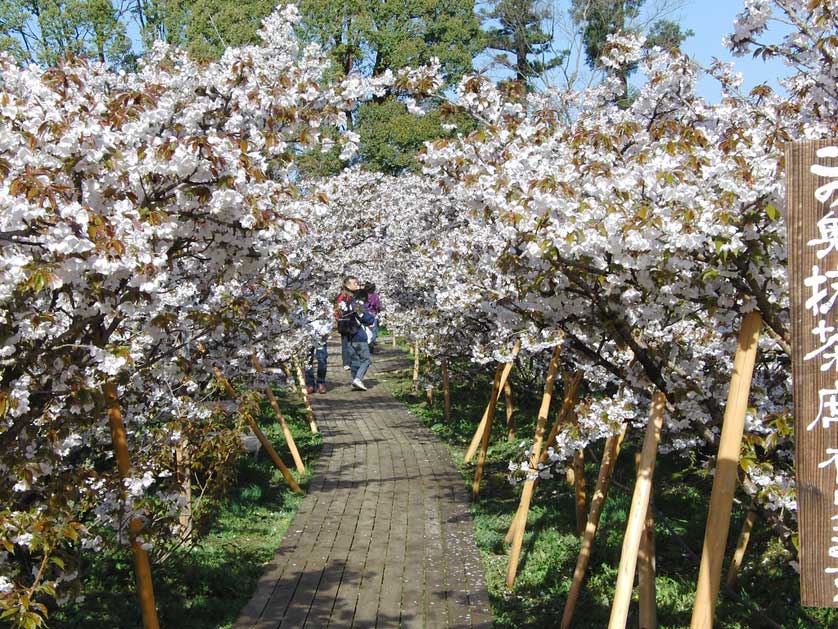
xmin=0 ymin=0 xmax=132 ymax=66
xmin=483 ymin=0 xmax=566 ymax=86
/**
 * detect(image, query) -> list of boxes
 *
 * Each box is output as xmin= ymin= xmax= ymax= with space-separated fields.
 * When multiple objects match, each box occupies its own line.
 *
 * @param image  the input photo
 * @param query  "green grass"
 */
xmin=52 ymin=388 xmax=321 ymax=629
xmin=382 ymin=354 xmax=838 ymax=629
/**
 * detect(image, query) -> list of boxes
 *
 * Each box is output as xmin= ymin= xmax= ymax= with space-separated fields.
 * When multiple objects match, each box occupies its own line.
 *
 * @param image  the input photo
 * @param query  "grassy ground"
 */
xmin=52 ymin=387 xmax=321 ymax=629
xmin=382 ymin=351 xmax=838 ymax=629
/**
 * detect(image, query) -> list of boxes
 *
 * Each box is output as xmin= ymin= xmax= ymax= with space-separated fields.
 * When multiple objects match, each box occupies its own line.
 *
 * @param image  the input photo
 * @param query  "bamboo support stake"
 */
xmin=465 ymin=364 xmax=504 ymax=463
xmin=505 ymin=370 xmax=584 ymax=544
xmin=543 ymin=373 xmax=583 ymax=457
xmin=505 ymin=344 xmax=562 ymax=587
xmin=212 ymin=368 xmax=303 ymax=494
xmin=175 ymin=439 xmax=192 ymax=539
xmin=573 ymin=449 xmax=587 ymax=536
xmin=472 ymin=367 xmax=505 ymax=500
xmin=292 ymin=358 xmax=319 ymax=434
xmin=608 ymin=391 xmax=666 ymax=629
xmin=103 ymin=382 xmax=160 ymax=629
xmin=246 ymin=415 xmax=303 ymax=494
xmin=638 ymin=460 xmax=658 ymax=629
xmin=726 ymin=501 xmax=758 ymax=589
xmin=279 ymin=360 xmax=297 ymax=392
xmin=251 ymin=356 xmax=305 ymax=474
xmin=690 ymin=311 xmax=762 ymax=629
xmin=412 ymin=341 xmax=421 ymax=390
xmin=442 ymin=358 xmax=452 ymax=422
xmin=465 ymin=340 xmax=521 ymax=462
xmin=504 ymin=379 xmax=515 ymax=440
xmin=560 ymin=425 xmax=627 ymax=629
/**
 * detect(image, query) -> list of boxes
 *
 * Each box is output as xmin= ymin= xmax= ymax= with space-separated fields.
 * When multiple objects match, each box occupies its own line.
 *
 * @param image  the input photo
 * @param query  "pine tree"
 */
xmin=483 ymin=0 xmax=566 ymax=86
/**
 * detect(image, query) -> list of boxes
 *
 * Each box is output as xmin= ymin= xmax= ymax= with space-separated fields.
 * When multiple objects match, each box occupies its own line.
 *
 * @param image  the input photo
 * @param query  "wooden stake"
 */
xmin=465 ymin=364 xmax=504 ymax=463
xmin=412 ymin=341 xmax=421 ymax=390
xmin=472 ymin=367 xmax=504 ymax=500
xmin=212 ymin=368 xmax=303 ymax=494
xmin=292 ymin=358 xmax=319 ymax=434
xmin=392 ymin=334 xmax=397 ymax=347
xmin=690 ymin=311 xmax=762 ymax=629
xmin=175 ymin=439 xmax=192 ymax=539
xmin=543 ymin=373 xmax=584 ymax=456
xmin=505 ymin=344 xmax=562 ymax=587
xmin=103 ymin=382 xmax=160 ymax=629
xmin=560 ymin=425 xmax=627 ymax=629
xmin=638 ymin=459 xmax=658 ymax=629
xmin=251 ymin=356 xmax=305 ymax=474
xmin=245 ymin=415 xmax=303 ymax=494
xmin=442 ymin=359 xmax=452 ymax=422
xmin=279 ymin=360 xmax=297 ymax=392
xmin=608 ymin=391 xmax=666 ymax=629
xmin=504 ymin=379 xmax=515 ymax=440
xmin=505 ymin=370 xmax=583 ymax=545
xmin=426 ymin=385 xmax=434 ymax=405
xmin=726 ymin=501 xmax=759 ymax=589
xmin=573 ymin=449 xmax=587 ymax=536
xmin=465 ymin=340 xmax=521 ymax=462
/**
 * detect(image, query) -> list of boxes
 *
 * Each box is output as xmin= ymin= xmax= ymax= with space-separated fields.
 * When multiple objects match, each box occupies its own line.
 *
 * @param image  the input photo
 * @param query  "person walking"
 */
xmin=336 ymin=276 xmax=375 ymax=390
xmin=304 ymin=296 xmax=332 ymax=394
xmin=335 ymin=277 xmax=355 ymax=373
xmin=362 ymin=282 xmax=382 ymax=351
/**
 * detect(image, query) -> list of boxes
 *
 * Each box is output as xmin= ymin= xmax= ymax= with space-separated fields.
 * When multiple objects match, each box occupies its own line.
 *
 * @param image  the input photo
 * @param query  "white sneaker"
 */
xmin=343 ymin=365 xmax=351 ymax=370
xmin=351 ymin=378 xmax=367 ymax=391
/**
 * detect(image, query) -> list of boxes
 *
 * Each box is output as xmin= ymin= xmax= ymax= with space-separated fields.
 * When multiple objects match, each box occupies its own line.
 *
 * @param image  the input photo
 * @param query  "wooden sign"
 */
xmin=787 ymin=140 xmax=838 ymax=607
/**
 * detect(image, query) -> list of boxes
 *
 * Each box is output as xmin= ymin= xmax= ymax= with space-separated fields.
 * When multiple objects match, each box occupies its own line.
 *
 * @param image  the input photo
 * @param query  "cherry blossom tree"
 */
xmin=415 ymin=0 xmax=836 ymax=547
xmin=0 ymin=5 xmax=444 ymax=624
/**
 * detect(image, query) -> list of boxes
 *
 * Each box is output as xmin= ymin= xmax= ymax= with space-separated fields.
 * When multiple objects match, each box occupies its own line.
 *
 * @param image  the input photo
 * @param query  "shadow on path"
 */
xmin=235 ymin=338 xmax=492 ymax=628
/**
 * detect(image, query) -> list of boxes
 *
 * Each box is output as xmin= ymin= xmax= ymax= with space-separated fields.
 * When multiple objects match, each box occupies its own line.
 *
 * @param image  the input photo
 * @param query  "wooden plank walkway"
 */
xmin=235 ymin=339 xmax=493 ymax=628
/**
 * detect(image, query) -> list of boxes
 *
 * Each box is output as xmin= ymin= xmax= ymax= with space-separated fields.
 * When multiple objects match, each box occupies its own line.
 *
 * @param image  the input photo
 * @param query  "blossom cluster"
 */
xmin=0 ymin=6 xmax=441 ymax=623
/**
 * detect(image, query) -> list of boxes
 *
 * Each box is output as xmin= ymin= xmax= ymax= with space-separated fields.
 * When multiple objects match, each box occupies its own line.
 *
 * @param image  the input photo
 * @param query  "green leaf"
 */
xmin=0 ymin=608 xmax=18 ymax=621
xmin=765 ymin=203 xmax=779 ymax=221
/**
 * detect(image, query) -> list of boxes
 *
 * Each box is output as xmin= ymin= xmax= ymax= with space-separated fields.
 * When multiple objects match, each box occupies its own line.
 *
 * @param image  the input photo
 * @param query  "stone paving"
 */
xmin=234 ymin=339 xmax=493 ymax=628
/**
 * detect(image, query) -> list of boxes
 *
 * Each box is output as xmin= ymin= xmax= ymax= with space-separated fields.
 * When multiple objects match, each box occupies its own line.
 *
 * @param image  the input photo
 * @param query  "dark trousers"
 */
xmin=304 ymin=343 xmax=328 ymax=387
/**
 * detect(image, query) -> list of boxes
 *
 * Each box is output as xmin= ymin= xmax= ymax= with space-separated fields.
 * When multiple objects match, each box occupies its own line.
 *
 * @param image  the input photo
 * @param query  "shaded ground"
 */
xmin=235 ymin=339 xmax=493 ymax=628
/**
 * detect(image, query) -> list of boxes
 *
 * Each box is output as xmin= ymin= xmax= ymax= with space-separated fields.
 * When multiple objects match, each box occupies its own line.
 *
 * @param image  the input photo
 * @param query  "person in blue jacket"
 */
xmin=336 ymin=276 xmax=376 ymax=390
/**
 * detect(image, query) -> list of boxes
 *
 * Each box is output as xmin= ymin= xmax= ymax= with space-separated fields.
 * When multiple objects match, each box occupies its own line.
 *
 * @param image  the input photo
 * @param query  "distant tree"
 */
xmin=572 ymin=0 xmax=642 ymax=71
xmin=571 ymin=0 xmax=692 ymax=102
xmin=289 ymin=0 xmax=484 ymax=175
xmin=291 ymin=0 xmax=483 ymax=86
xmin=482 ymin=0 xmax=566 ymax=86
xmin=291 ymin=0 xmax=370 ymax=77
xmin=644 ymin=17 xmax=693 ymax=52
xmin=0 ymin=0 xmax=132 ymax=66
xmin=355 ymin=97 xmax=478 ymax=174
xmin=180 ymin=0 xmax=276 ymax=60
xmin=130 ymin=0 xmax=190 ymax=49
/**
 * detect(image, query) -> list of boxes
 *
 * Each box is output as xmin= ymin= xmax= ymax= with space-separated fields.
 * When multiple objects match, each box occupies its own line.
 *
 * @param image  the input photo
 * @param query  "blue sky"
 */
xmin=676 ymin=0 xmax=791 ymax=102
xmin=476 ymin=0 xmax=791 ymax=103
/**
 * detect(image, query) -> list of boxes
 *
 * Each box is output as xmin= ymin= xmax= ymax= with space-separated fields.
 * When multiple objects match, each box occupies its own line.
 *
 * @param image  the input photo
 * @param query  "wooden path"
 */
xmin=235 ymin=340 xmax=493 ymax=628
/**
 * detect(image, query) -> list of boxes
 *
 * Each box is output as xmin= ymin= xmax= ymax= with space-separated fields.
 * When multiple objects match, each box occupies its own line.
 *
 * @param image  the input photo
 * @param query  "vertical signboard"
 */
xmin=787 ymin=140 xmax=838 ymax=607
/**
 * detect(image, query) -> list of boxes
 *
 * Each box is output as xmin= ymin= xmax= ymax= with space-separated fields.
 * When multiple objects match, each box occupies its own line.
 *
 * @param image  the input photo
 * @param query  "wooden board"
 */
xmin=787 ymin=139 xmax=838 ymax=607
